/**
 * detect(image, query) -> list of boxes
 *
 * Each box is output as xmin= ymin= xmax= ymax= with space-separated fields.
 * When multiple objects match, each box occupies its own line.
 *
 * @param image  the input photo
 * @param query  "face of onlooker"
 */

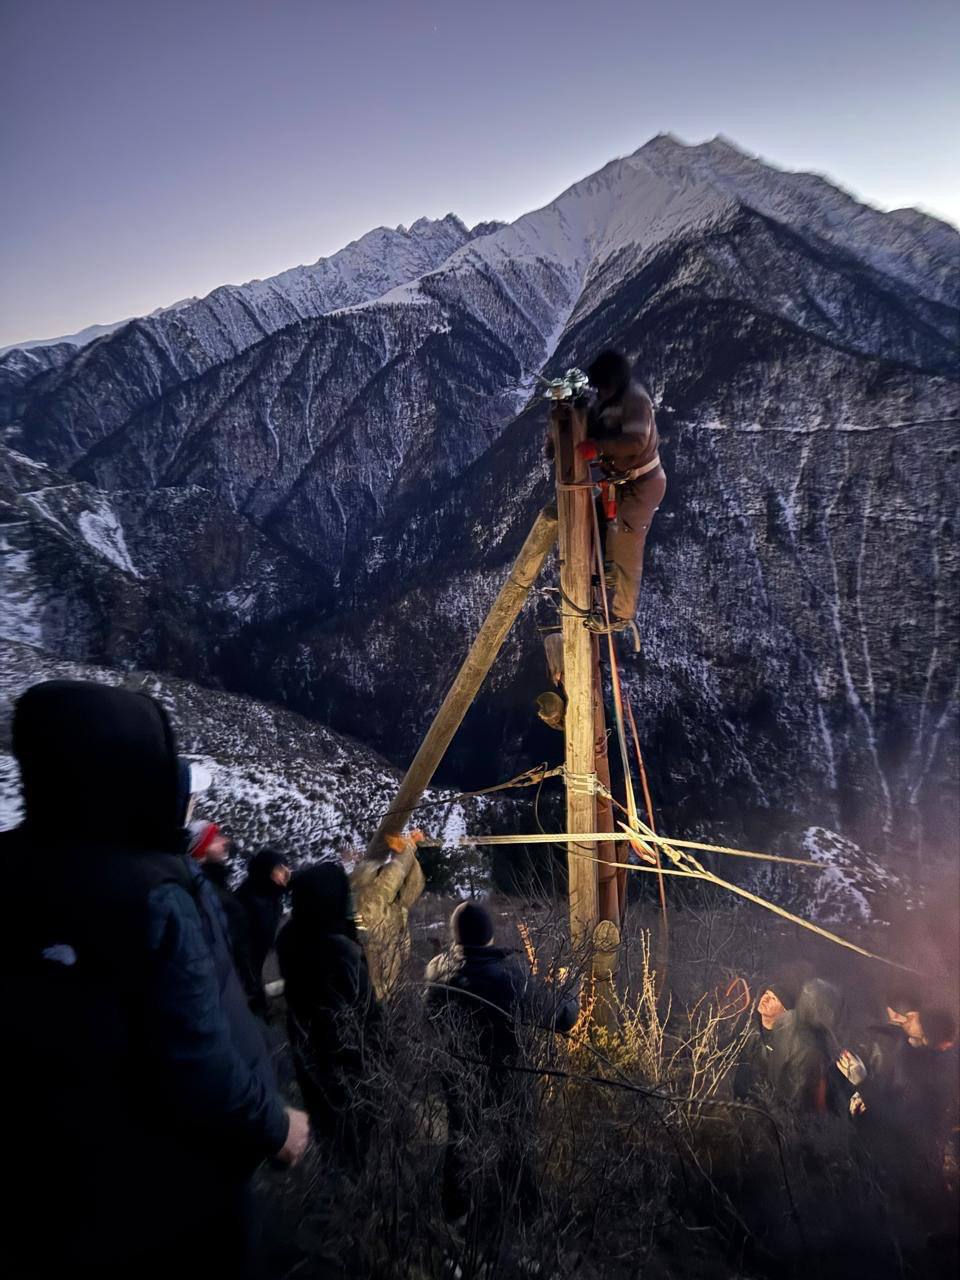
xmin=206 ymin=833 xmax=231 ymax=863
xmin=758 ymin=989 xmax=787 ymax=1030
xmin=271 ymin=864 xmax=291 ymax=888
xmin=887 ymin=1005 xmax=924 ymax=1044
xmin=901 ymin=1010 xmax=925 ymax=1044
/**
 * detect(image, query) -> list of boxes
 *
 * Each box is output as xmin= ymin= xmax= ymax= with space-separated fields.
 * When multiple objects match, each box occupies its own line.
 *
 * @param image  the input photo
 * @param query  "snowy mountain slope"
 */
xmin=380 ymin=135 xmax=957 ymax=354
xmin=0 ymin=214 xmax=495 ymax=463
xmin=0 ymin=296 xmax=199 ymax=357
xmin=0 ymin=441 xmax=317 ymax=680
xmin=0 ymin=640 xmax=477 ymax=859
xmin=626 ymin=136 xmax=959 ymax=305
xmin=223 ymin=198 xmax=957 ymax=862
xmin=2 ymin=134 xmax=957 ymax=877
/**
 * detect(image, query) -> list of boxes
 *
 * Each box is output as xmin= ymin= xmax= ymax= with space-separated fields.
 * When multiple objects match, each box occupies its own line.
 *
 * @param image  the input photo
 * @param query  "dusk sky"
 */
xmin=1 ymin=0 xmax=957 ymax=348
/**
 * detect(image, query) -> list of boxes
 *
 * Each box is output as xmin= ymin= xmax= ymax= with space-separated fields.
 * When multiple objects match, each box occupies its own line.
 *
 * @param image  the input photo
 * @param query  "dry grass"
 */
xmin=258 ymin=895 xmax=958 ymax=1280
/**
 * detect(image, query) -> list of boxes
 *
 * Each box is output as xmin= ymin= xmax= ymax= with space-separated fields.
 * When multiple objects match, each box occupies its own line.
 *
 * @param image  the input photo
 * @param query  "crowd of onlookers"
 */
xmin=732 ymin=964 xmax=958 ymax=1212
xmin=1 ymin=679 xmax=957 ymax=1278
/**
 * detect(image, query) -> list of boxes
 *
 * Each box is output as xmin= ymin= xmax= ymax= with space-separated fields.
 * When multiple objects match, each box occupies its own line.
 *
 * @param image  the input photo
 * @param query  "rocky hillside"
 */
xmin=2 ymin=134 xmax=957 ymax=891
xmin=0 ymin=640 xmax=476 ymax=862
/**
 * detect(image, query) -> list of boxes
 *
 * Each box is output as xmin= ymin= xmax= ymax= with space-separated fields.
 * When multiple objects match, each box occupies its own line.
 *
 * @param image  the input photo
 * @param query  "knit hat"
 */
xmin=451 ymin=901 xmax=494 ymax=947
xmin=763 ymin=961 xmax=813 ymax=1011
xmin=885 ymin=981 xmax=924 ymax=1015
xmin=244 ymin=846 xmax=290 ymax=895
xmin=187 ymin=820 xmax=220 ymax=860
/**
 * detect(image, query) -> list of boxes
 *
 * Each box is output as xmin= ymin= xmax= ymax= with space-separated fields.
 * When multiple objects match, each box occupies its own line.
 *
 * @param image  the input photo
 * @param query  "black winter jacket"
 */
xmin=237 ymin=847 xmax=287 ymax=1008
xmin=276 ymin=863 xmax=381 ymax=1155
xmin=203 ymin=858 xmax=259 ymax=1001
xmin=425 ymin=944 xmax=578 ymax=1076
xmin=733 ymin=1012 xmax=777 ymax=1102
xmin=861 ymin=1024 xmax=959 ymax=1153
xmin=0 ymin=680 xmax=288 ymax=1273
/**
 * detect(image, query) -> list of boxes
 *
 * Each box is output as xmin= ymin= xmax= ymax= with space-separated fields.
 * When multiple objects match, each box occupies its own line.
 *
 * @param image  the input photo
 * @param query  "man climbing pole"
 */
xmin=578 ymin=348 xmax=666 ymax=635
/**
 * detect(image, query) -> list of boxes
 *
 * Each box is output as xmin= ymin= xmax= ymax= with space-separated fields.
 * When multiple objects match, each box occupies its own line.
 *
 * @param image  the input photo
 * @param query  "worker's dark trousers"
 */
xmin=604 ymin=467 xmax=666 ymax=621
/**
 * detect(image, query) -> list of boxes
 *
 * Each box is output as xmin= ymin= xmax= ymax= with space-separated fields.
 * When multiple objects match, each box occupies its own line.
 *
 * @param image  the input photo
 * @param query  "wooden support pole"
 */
xmin=552 ymin=402 xmax=599 ymax=954
xmin=365 ymin=506 xmax=559 ymax=858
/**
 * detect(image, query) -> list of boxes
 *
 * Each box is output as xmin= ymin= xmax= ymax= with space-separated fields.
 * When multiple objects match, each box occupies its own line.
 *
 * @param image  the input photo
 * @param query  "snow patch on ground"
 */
xmin=77 ymin=505 xmax=141 ymax=577
xmin=754 ymin=825 xmax=899 ymax=925
xmin=0 ymin=535 xmax=44 ymax=645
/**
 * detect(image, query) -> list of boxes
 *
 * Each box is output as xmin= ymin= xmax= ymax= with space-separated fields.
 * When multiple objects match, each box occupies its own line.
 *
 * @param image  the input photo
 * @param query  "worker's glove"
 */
xmin=836 ymin=1049 xmax=867 ymax=1086
xmin=576 ymin=440 xmax=599 ymax=462
xmin=385 ymin=829 xmax=425 ymax=855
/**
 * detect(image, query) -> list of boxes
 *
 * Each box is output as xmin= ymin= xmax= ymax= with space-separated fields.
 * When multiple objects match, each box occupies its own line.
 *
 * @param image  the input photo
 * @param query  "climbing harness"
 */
xmin=617 ymin=453 xmax=662 ymax=482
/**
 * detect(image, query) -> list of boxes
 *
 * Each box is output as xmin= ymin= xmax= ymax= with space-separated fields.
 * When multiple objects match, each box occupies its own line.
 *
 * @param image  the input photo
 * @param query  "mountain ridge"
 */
xmin=1 ymin=134 xmax=957 ymax=883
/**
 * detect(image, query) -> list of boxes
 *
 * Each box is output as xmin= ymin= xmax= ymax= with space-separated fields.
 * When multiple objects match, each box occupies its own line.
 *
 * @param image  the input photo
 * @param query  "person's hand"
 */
xmin=836 ymin=1049 xmax=866 ymax=1086
xmin=576 ymin=440 xmax=599 ymax=462
xmin=275 ymin=1107 xmax=310 ymax=1167
xmin=849 ymin=1091 xmax=867 ymax=1117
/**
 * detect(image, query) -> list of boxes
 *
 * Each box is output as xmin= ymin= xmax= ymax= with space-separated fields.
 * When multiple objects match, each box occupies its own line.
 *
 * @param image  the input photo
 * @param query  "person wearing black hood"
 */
xmin=277 ymin=861 xmax=382 ymax=1170
xmin=237 ymin=846 xmax=291 ymax=1016
xmin=0 ymin=680 xmax=308 ymax=1279
xmin=425 ymin=901 xmax=579 ymax=1223
xmin=767 ymin=977 xmax=854 ymax=1116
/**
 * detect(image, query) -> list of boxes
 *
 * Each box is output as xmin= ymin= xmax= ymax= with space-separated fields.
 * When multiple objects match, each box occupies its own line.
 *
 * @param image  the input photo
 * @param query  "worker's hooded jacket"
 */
xmin=0 ymin=680 xmax=288 ymax=1272
xmin=861 ymin=1024 xmax=959 ymax=1154
xmin=425 ymin=943 xmax=578 ymax=1078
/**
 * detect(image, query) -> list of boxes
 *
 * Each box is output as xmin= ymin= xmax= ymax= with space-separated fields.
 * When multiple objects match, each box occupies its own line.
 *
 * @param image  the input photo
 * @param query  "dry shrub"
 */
xmin=259 ymin=900 xmax=957 ymax=1280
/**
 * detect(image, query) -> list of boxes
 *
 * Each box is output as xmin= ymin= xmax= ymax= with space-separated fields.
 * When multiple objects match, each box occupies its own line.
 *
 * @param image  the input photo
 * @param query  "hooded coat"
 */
xmin=236 ymin=846 xmax=288 ymax=1010
xmin=767 ymin=979 xmax=851 ymax=1115
xmin=587 ymin=378 xmax=660 ymax=478
xmin=861 ymin=1023 xmax=959 ymax=1159
xmin=425 ymin=940 xmax=578 ymax=1222
xmin=0 ymin=680 xmax=288 ymax=1275
xmin=276 ymin=862 xmax=381 ymax=1164
xmin=425 ymin=943 xmax=578 ymax=1076
xmin=352 ymin=840 xmax=425 ymax=997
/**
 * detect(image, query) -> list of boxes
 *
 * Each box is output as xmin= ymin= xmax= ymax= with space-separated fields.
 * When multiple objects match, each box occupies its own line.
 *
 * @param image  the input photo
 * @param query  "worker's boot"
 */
xmin=535 ymin=691 xmax=565 ymax=731
xmin=584 ymin=615 xmax=642 ymax=652
xmin=584 ymin=614 xmax=631 ymax=635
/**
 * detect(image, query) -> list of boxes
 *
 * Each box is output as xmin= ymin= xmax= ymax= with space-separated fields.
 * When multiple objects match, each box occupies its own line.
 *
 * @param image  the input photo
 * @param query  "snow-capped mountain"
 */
xmin=1 ymin=134 xmax=957 ymax=895
xmin=0 ymin=213 xmax=496 ymax=460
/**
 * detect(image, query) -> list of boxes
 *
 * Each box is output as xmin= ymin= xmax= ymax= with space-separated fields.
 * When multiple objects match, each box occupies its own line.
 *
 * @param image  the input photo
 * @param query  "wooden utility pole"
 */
xmin=551 ymin=402 xmax=600 ymax=954
xmin=365 ymin=506 xmax=558 ymax=857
